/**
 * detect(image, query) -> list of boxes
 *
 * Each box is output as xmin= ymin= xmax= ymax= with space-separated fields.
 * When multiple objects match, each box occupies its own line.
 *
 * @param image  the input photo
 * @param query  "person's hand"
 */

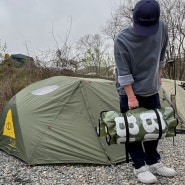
xmin=128 ymin=96 xmax=139 ymax=109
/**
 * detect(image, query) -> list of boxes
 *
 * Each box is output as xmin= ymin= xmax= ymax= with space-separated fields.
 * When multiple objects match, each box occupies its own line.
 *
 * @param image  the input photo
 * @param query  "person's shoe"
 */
xmin=134 ymin=165 xmax=157 ymax=184
xmin=149 ymin=162 xmax=177 ymax=177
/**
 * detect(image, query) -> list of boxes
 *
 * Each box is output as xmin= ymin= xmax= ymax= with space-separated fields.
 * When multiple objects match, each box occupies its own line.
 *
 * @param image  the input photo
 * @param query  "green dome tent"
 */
xmin=0 ymin=76 xmax=125 ymax=165
xmin=0 ymin=76 xmax=184 ymax=165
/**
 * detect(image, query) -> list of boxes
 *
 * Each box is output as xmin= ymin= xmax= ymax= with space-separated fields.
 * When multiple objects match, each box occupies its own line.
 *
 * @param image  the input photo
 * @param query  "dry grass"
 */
xmin=0 ymin=63 xmax=62 ymax=113
xmin=0 ymin=62 xmax=113 ymax=114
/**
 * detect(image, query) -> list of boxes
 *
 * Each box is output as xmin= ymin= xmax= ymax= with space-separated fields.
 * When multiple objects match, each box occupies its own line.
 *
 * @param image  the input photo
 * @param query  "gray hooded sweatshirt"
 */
xmin=114 ymin=20 xmax=168 ymax=96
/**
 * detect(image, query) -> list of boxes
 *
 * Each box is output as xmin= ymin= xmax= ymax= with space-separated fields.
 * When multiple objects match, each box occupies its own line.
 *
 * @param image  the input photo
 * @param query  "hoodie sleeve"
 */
xmin=114 ymin=37 xmax=134 ymax=87
xmin=159 ymin=21 xmax=169 ymax=68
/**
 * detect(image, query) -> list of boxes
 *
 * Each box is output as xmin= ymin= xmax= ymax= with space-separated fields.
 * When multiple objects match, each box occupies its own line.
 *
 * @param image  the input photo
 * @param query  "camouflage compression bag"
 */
xmin=96 ymin=107 xmax=178 ymax=145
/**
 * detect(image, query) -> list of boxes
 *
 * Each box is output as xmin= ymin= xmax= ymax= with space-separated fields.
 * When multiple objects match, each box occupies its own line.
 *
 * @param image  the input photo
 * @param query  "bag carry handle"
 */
xmin=122 ymin=112 xmax=130 ymax=143
xmin=122 ymin=112 xmax=130 ymax=163
xmin=153 ymin=109 xmax=163 ymax=140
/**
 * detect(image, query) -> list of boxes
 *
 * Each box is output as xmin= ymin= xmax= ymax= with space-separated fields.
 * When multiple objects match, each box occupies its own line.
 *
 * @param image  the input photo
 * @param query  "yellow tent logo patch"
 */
xmin=3 ymin=109 xmax=16 ymax=139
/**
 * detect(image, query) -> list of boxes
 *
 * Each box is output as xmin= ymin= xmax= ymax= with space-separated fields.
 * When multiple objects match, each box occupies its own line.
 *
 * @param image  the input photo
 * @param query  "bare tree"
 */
xmin=159 ymin=0 xmax=185 ymax=80
xmin=102 ymin=0 xmax=137 ymax=40
xmin=51 ymin=18 xmax=80 ymax=73
xmin=76 ymin=34 xmax=114 ymax=77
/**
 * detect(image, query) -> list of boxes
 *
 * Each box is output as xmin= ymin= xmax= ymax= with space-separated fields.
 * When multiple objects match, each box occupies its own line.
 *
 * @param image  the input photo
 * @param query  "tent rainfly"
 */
xmin=0 ymin=76 xmax=184 ymax=165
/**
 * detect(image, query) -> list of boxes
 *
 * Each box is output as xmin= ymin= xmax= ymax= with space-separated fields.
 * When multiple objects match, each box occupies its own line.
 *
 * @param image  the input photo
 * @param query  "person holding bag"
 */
xmin=114 ymin=0 xmax=177 ymax=183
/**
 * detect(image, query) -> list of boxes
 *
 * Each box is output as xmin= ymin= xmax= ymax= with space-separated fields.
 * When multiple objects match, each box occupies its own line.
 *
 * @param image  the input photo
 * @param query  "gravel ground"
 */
xmin=0 ymin=134 xmax=185 ymax=185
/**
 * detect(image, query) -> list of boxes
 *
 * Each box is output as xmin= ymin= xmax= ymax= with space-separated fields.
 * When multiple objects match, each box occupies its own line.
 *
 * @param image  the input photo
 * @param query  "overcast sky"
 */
xmin=0 ymin=0 xmax=119 ymax=56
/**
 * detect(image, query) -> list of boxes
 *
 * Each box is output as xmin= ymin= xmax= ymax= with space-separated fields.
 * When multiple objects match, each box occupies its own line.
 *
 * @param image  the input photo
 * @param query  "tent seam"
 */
xmin=28 ymin=81 xmax=82 ymax=163
xmin=80 ymin=81 xmax=111 ymax=164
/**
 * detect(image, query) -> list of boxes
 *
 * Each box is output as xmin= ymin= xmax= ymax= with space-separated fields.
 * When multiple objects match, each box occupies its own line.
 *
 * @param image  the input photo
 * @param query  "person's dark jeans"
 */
xmin=120 ymin=93 xmax=161 ymax=169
